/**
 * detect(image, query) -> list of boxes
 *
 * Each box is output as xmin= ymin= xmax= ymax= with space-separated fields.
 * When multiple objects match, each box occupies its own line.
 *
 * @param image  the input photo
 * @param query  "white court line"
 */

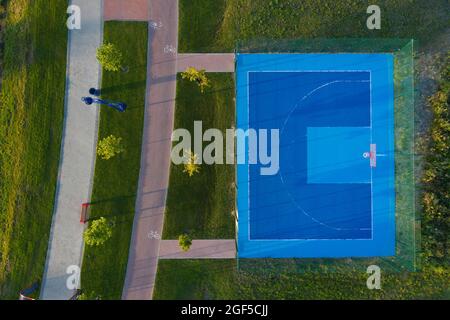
xmin=245 ymin=70 xmax=374 ymax=241
xmin=370 ymin=71 xmax=374 ymax=240
xmin=250 ymin=70 xmax=371 ymax=72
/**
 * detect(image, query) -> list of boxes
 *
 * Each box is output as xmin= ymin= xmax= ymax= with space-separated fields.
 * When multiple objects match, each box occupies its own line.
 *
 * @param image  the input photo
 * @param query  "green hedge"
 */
xmin=80 ymin=21 xmax=148 ymax=300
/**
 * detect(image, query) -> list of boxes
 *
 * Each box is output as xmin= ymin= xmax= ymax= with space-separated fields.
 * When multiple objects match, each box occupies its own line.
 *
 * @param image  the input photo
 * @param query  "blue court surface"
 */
xmin=236 ymin=53 xmax=395 ymax=258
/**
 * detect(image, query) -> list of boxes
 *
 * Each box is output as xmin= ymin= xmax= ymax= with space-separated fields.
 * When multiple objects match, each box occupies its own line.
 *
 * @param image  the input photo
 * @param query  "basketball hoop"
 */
xmin=370 ymin=144 xmax=376 ymax=167
xmin=363 ymin=144 xmax=377 ymax=167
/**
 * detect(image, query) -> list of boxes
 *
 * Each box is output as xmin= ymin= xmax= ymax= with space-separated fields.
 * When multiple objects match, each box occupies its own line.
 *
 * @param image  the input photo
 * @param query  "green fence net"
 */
xmin=234 ymin=38 xmax=418 ymax=273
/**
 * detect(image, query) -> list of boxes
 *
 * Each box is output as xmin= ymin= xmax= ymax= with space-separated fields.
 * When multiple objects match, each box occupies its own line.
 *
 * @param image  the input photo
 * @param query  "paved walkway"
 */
xmin=40 ymin=0 xmax=102 ymax=300
xmin=159 ymin=240 xmax=236 ymax=259
xmin=104 ymin=0 xmax=149 ymax=21
xmin=121 ymin=0 xmax=178 ymax=300
xmin=177 ymin=53 xmax=235 ymax=72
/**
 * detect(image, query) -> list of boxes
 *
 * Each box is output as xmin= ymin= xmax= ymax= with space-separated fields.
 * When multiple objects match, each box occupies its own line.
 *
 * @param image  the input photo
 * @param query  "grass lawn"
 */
xmin=154 ymin=260 xmax=449 ymax=299
xmin=80 ymin=21 xmax=148 ymax=300
xmin=0 ymin=0 xmax=68 ymax=299
xmin=178 ymin=0 xmax=449 ymax=52
xmin=162 ymin=73 xmax=236 ymax=239
xmin=178 ymin=0 xmax=227 ymax=53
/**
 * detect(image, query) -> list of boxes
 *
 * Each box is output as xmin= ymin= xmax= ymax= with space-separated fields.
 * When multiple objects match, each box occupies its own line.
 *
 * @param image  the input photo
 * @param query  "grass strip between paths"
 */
xmin=162 ymin=73 xmax=236 ymax=240
xmin=80 ymin=21 xmax=148 ymax=300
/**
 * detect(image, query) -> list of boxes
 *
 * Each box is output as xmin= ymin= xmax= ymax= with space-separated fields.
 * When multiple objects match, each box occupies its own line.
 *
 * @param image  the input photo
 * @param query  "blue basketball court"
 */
xmin=236 ymin=53 xmax=395 ymax=258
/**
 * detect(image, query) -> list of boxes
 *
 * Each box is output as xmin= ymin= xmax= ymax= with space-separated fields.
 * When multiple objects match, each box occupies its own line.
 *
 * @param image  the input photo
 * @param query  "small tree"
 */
xmin=83 ymin=217 xmax=113 ymax=246
xmin=181 ymin=67 xmax=210 ymax=92
xmin=183 ymin=149 xmax=200 ymax=177
xmin=178 ymin=234 xmax=192 ymax=252
xmin=97 ymin=135 xmax=125 ymax=160
xmin=96 ymin=43 xmax=123 ymax=72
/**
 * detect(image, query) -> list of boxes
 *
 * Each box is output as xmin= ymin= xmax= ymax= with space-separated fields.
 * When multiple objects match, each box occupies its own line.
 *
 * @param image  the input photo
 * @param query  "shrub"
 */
xmin=182 ymin=149 xmax=200 ymax=177
xmin=96 ymin=43 xmax=123 ymax=72
xmin=181 ymin=67 xmax=210 ymax=92
xmin=77 ymin=291 xmax=101 ymax=300
xmin=178 ymin=234 xmax=192 ymax=252
xmin=97 ymin=135 xmax=125 ymax=160
xmin=83 ymin=217 xmax=114 ymax=246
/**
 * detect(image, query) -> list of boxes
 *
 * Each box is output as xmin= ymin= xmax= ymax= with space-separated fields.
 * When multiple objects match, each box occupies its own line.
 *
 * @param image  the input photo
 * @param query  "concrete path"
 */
xmin=159 ymin=240 xmax=236 ymax=259
xmin=40 ymin=0 xmax=102 ymax=300
xmin=104 ymin=0 xmax=149 ymax=21
xmin=177 ymin=53 xmax=235 ymax=72
xmin=121 ymin=0 xmax=178 ymax=300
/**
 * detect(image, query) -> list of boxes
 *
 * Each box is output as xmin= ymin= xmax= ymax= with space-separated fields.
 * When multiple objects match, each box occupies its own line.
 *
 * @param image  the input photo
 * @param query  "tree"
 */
xmin=97 ymin=135 xmax=125 ymax=160
xmin=83 ymin=217 xmax=113 ymax=246
xmin=96 ymin=43 xmax=123 ymax=72
xmin=178 ymin=234 xmax=192 ymax=252
xmin=183 ymin=149 xmax=200 ymax=177
xmin=181 ymin=67 xmax=210 ymax=92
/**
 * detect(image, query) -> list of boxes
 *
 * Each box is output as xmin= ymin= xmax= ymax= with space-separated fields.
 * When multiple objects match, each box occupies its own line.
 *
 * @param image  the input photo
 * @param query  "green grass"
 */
xmin=80 ymin=21 xmax=148 ymax=300
xmin=178 ymin=0 xmax=450 ymax=52
xmin=154 ymin=260 xmax=449 ymax=299
xmin=178 ymin=0 xmax=227 ymax=52
xmin=162 ymin=73 xmax=236 ymax=239
xmin=0 ymin=0 xmax=68 ymax=299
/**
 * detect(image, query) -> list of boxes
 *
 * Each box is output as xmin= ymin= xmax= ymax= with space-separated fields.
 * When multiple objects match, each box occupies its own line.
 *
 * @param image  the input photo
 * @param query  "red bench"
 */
xmin=80 ymin=203 xmax=90 ymax=224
